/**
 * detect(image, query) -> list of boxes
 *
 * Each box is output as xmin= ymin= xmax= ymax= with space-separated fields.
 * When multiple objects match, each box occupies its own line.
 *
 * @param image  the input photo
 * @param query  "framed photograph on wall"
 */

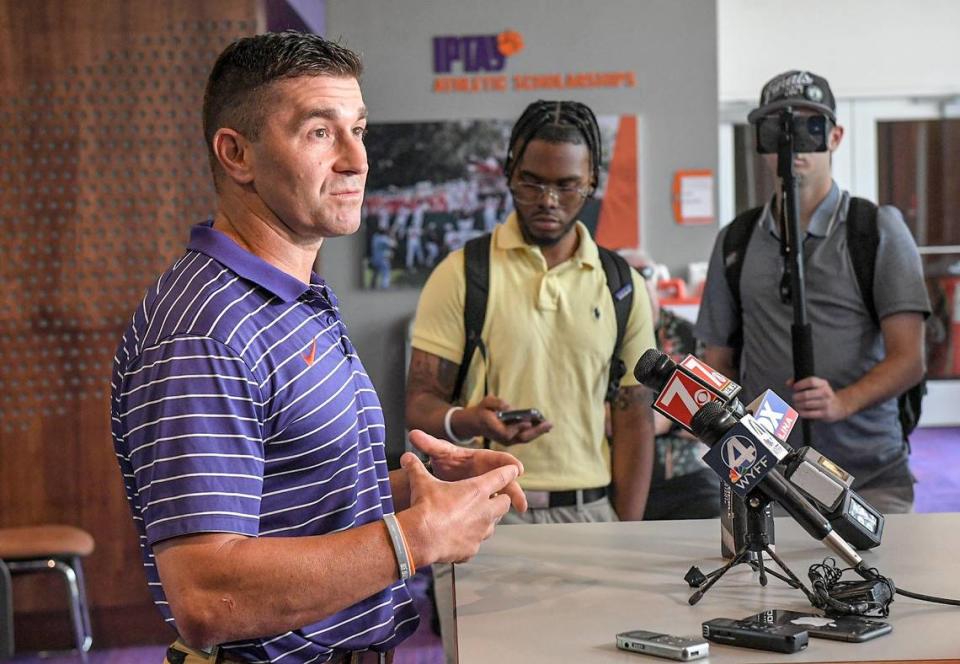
xmin=361 ymin=115 xmax=638 ymax=289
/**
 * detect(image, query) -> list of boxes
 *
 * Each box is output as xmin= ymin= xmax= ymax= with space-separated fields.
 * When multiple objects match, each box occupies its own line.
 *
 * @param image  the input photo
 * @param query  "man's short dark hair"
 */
xmin=202 ymin=31 xmax=363 ymax=185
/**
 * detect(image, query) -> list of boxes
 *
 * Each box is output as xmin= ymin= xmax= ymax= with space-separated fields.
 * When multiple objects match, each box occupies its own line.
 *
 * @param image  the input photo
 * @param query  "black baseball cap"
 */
xmin=748 ymin=70 xmax=836 ymax=124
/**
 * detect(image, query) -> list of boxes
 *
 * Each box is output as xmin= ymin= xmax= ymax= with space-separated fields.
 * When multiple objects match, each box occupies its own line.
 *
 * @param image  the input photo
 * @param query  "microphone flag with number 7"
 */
xmin=649 ymin=353 xmax=741 ymax=431
xmin=679 ymin=355 xmax=742 ymax=400
xmin=652 ymin=370 xmax=720 ymax=430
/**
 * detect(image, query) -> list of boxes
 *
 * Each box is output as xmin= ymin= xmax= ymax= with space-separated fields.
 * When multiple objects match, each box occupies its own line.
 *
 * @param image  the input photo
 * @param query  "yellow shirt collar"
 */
xmin=495 ymin=212 xmax=600 ymax=269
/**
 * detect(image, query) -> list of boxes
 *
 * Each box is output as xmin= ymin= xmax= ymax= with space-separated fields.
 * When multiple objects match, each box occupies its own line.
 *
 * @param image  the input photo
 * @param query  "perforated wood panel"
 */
xmin=0 ymin=0 xmax=260 ymax=646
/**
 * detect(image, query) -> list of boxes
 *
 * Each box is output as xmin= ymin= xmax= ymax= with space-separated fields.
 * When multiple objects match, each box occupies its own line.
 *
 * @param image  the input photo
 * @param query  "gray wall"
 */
xmin=323 ymin=0 xmax=720 ymax=462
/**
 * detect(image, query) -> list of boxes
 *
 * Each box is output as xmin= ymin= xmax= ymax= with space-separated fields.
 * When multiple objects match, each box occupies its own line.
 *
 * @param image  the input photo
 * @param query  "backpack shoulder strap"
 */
xmin=598 ymin=247 xmax=633 ymax=402
xmin=844 ymin=197 xmax=924 ymax=442
xmin=451 ymin=234 xmax=491 ymax=402
xmin=845 ymin=196 xmax=880 ymax=326
xmin=721 ymin=206 xmax=764 ymax=351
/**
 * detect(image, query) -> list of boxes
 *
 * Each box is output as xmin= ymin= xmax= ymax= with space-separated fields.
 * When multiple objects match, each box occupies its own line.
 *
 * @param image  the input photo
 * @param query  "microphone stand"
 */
xmin=685 ymin=491 xmax=817 ymax=606
xmin=777 ymin=107 xmax=815 ymax=446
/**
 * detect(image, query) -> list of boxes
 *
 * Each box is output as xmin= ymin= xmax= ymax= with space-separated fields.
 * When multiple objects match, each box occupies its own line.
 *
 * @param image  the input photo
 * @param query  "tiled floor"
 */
xmin=9 ymin=428 xmax=959 ymax=663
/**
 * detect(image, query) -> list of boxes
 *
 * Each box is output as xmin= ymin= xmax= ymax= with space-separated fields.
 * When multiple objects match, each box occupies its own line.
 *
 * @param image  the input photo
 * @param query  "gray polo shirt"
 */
xmin=696 ymin=182 xmax=930 ymax=485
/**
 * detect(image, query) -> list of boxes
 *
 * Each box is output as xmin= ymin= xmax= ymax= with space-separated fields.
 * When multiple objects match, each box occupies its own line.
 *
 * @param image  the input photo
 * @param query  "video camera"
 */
xmin=755 ymin=111 xmax=832 ymax=155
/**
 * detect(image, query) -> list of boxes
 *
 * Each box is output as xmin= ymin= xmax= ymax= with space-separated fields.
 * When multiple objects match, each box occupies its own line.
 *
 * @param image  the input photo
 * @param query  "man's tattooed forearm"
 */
xmin=613 ymin=384 xmax=648 ymax=411
xmin=407 ymin=351 xmax=460 ymax=401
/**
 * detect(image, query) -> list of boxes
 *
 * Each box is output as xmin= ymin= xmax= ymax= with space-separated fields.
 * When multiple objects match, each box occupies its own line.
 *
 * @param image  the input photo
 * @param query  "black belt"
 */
xmin=166 ymin=642 xmax=245 ymax=663
xmin=527 ymin=486 xmax=607 ymax=509
xmin=550 ymin=486 xmax=607 ymax=507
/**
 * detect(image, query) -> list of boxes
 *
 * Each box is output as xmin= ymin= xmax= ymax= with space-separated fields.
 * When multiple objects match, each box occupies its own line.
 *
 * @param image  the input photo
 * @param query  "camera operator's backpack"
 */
xmin=450 ymin=234 xmax=634 ymax=404
xmin=722 ymin=197 xmax=926 ymax=440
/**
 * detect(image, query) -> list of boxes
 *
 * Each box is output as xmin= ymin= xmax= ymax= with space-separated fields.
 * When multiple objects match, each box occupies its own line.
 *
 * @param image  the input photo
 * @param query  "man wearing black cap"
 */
xmin=696 ymin=70 xmax=930 ymax=513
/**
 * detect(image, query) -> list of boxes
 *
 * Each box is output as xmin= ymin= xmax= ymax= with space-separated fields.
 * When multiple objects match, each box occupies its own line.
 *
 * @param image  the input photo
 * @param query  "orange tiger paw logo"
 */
xmin=497 ymin=30 xmax=524 ymax=57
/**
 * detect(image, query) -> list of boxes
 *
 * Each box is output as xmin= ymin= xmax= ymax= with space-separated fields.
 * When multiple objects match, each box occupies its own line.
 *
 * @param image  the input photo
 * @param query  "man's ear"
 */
xmin=828 ymin=122 xmax=845 ymax=152
xmin=212 ymin=128 xmax=255 ymax=185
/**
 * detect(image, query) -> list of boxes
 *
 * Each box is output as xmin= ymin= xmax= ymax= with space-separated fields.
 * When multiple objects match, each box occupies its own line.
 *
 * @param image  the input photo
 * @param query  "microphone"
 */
xmin=635 ymin=349 xmax=880 ymax=554
xmin=635 ymin=348 xmax=770 ymax=559
xmin=634 ymin=349 xmax=745 ymax=431
xmin=691 ymin=402 xmax=863 ymax=568
xmin=660 ymin=349 xmax=883 ymax=550
xmin=781 ymin=447 xmax=884 ymax=549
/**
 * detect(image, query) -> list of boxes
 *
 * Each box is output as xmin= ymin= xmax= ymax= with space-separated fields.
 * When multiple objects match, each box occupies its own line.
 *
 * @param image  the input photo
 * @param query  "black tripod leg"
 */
xmin=754 ymin=550 xmax=768 ymax=587
xmin=689 ymin=548 xmax=750 ymax=606
xmin=763 ymin=545 xmax=817 ymax=603
xmin=748 ymin=562 xmax=801 ymax=589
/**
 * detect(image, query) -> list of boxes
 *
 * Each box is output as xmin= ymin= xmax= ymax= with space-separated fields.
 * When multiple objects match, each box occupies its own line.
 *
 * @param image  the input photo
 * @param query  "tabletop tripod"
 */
xmin=684 ymin=492 xmax=817 ymax=606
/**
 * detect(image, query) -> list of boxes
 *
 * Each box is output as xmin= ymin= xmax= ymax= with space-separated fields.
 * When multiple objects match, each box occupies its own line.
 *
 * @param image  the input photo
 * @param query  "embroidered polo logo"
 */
xmin=302 ymin=338 xmax=318 ymax=366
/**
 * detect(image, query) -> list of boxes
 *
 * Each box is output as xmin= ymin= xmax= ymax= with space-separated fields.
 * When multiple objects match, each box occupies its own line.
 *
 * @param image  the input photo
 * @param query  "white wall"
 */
xmin=718 ymin=0 xmax=960 ymax=103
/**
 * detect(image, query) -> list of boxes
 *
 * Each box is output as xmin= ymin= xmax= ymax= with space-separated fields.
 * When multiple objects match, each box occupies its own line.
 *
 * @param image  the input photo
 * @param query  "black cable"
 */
xmin=893 ymin=587 xmax=960 ymax=606
xmin=808 ymin=559 xmax=892 ymax=617
xmin=856 ymin=565 xmax=960 ymax=607
xmin=807 ymin=558 xmax=960 ymax=617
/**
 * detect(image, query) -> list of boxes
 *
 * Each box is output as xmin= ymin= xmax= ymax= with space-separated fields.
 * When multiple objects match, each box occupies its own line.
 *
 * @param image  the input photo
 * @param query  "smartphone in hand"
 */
xmin=497 ymin=408 xmax=543 ymax=426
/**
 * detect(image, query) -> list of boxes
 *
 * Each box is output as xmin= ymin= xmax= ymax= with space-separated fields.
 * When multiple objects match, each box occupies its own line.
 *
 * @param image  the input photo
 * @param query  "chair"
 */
xmin=0 ymin=525 xmax=95 ymax=655
xmin=0 ymin=560 xmax=12 ymax=659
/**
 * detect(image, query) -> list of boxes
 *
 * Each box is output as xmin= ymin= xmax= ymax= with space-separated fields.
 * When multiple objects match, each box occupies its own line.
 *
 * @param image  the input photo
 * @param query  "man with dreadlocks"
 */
xmin=407 ymin=100 xmax=657 ymax=525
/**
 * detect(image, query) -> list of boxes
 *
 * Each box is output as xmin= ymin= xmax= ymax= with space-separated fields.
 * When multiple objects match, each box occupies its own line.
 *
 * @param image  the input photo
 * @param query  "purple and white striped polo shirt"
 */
xmin=111 ymin=221 xmax=418 ymax=662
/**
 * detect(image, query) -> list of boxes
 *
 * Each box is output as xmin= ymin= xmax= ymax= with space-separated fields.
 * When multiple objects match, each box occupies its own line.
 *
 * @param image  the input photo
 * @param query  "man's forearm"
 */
xmin=156 ymin=513 xmax=429 ymax=647
xmin=837 ymin=353 xmax=924 ymax=417
xmin=610 ymin=388 xmax=655 ymax=521
xmin=611 ymin=430 xmax=654 ymax=520
xmin=406 ymin=391 xmax=454 ymax=439
xmin=836 ymin=312 xmax=926 ymax=417
xmin=405 ymin=349 xmax=463 ymax=439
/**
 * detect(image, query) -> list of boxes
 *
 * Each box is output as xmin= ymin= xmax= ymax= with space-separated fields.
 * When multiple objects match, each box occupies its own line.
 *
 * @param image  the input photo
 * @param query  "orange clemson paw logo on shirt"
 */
xmin=302 ymin=338 xmax=318 ymax=366
xmin=497 ymin=30 xmax=524 ymax=57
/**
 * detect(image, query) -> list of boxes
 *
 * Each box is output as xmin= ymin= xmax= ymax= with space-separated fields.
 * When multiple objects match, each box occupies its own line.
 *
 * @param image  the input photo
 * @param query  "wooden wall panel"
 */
xmin=0 ymin=0 xmax=261 ymax=648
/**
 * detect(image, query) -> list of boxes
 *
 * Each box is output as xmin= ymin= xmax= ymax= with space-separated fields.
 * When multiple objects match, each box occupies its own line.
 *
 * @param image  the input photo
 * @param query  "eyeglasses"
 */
xmin=510 ymin=181 xmax=592 ymax=206
xmin=638 ymin=265 xmax=656 ymax=281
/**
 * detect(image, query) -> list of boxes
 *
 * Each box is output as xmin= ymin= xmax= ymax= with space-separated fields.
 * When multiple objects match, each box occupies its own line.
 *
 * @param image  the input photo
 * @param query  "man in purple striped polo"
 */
xmin=111 ymin=31 xmax=526 ymax=664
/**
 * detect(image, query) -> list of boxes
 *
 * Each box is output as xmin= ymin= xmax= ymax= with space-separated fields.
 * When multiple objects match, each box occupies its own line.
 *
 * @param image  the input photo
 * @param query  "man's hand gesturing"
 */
xmin=399 ymin=451 xmax=517 ymax=565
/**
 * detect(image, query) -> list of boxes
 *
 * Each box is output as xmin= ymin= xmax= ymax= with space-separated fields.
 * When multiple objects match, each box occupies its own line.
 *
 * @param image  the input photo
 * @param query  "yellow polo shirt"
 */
xmin=411 ymin=213 xmax=655 ymax=490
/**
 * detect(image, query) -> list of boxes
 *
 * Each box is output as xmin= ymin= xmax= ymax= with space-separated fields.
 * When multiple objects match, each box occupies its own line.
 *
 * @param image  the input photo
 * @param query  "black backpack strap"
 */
xmin=598 ymin=247 xmax=633 ymax=402
xmin=845 ymin=197 xmax=880 ymax=326
xmin=721 ymin=206 xmax=765 ymax=356
xmin=845 ymin=197 xmax=925 ymax=442
xmin=451 ymin=234 xmax=491 ymax=403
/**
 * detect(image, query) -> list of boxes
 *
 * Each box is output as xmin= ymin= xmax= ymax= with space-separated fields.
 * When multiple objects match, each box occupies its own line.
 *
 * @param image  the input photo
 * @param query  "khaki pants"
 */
xmin=499 ymin=495 xmax=618 ymax=524
xmin=164 ymin=640 xmax=243 ymax=664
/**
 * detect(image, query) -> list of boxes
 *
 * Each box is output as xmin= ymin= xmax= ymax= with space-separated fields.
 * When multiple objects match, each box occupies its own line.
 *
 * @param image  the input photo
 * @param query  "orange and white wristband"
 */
xmin=383 ymin=513 xmax=415 ymax=580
